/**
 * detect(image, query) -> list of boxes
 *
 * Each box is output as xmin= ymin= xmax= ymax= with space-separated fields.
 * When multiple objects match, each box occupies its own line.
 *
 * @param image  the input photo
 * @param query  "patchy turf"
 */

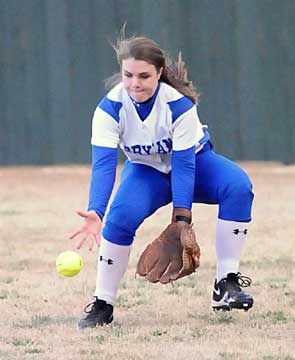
xmin=0 ymin=163 xmax=294 ymax=359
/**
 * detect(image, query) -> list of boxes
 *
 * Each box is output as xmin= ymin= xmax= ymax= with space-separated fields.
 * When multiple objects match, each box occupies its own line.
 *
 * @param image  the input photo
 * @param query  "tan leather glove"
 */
xmin=136 ymin=208 xmax=200 ymax=284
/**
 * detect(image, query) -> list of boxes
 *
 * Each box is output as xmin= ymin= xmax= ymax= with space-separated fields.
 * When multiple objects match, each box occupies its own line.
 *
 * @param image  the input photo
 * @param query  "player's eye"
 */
xmin=124 ymin=72 xmax=132 ymax=78
xmin=140 ymin=74 xmax=150 ymax=79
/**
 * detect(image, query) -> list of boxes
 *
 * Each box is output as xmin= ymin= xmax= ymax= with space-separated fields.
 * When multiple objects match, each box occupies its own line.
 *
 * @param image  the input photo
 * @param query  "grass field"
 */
xmin=0 ymin=162 xmax=295 ymax=360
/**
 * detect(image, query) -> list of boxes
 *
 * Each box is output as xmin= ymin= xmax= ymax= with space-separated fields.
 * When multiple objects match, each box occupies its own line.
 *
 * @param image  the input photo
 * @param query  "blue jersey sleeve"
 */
xmin=171 ymin=146 xmax=196 ymax=209
xmin=87 ymin=145 xmax=118 ymax=219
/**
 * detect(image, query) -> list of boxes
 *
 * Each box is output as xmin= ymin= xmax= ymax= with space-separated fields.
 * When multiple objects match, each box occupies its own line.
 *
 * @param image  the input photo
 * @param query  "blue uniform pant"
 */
xmin=103 ymin=145 xmax=254 ymax=246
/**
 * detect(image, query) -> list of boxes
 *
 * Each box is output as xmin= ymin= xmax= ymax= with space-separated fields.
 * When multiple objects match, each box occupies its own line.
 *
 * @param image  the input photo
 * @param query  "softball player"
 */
xmin=70 ymin=36 xmax=254 ymax=329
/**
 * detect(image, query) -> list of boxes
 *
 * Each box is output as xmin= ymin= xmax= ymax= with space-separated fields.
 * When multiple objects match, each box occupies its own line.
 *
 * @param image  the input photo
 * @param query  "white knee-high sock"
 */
xmin=94 ymin=237 xmax=131 ymax=305
xmin=216 ymin=219 xmax=249 ymax=282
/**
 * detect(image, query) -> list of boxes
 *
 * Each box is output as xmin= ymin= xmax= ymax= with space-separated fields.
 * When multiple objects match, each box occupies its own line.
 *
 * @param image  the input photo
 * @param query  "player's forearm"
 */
xmin=87 ymin=145 xmax=118 ymax=219
xmin=171 ymin=145 xmax=196 ymax=210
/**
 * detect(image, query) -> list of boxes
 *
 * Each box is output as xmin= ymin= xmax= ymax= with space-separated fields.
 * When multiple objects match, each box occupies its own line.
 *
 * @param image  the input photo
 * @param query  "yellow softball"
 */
xmin=56 ymin=251 xmax=83 ymax=277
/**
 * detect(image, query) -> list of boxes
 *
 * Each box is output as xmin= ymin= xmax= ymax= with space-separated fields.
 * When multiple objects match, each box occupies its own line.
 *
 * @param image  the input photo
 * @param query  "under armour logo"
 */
xmin=233 ymin=229 xmax=248 ymax=235
xmin=99 ymin=256 xmax=114 ymax=265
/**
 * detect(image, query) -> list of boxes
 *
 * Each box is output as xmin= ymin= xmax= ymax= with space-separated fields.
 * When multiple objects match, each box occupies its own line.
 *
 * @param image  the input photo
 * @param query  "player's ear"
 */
xmin=157 ymin=67 xmax=163 ymax=80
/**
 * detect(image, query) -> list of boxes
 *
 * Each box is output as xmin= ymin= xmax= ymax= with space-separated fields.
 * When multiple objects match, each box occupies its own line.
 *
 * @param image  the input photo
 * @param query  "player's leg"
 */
xmin=193 ymin=145 xmax=254 ymax=311
xmin=78 ymin=161 xmax=171 ymax=328
xmin=95 ymin=161 xmax=171 ymax=302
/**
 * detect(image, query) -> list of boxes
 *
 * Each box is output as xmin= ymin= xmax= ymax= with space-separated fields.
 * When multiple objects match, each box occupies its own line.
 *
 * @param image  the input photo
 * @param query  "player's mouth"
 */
xmin=131 ymin=89 xmax=144 ymax=93
xmin=130 ymin=89 xmax=148 ymax=101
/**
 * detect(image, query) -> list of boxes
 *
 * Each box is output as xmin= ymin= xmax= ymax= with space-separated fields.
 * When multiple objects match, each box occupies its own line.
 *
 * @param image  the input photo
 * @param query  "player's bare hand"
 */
xmin=69 ymin=210 xmax=102 ymax=251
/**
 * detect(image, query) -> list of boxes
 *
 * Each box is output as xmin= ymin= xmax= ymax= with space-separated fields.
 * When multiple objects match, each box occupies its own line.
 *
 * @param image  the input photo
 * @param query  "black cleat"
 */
xmin=212 ymin=272 xmax=254 ymax=312
xmin=78 ymin=298 xmax=113 ymax=329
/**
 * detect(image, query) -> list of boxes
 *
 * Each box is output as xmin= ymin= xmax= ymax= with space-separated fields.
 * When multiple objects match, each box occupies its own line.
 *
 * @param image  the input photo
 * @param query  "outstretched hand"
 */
xmin=69 ymin=210 xmax=102 ymax=251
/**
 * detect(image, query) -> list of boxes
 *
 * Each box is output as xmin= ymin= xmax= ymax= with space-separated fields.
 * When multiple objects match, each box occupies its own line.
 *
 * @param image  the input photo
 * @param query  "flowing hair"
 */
xmin=105 ymin=32 xmax=199 ymax=105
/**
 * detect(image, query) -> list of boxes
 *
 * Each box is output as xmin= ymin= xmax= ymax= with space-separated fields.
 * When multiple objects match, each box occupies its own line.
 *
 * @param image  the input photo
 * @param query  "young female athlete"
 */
xmin=70 ymin=35 xmax=254 ymax=329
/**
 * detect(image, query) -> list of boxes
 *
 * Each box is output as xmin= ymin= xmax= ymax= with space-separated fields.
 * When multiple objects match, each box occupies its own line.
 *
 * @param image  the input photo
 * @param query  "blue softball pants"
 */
xmin=103 ymin=144 xmax=254 ymax=246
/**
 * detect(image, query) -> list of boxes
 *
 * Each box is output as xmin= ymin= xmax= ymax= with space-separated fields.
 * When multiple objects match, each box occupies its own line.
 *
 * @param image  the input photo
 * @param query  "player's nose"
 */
xmin=131 ymin=77 xmax=141 ymax=88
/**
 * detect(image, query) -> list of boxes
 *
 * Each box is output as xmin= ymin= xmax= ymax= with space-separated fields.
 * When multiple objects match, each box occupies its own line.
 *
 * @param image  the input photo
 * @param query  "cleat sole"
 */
xmin=212 ymin=305 xmax=231 ymax=312
xmin=212 ymin=299 xmax=253 ymax=312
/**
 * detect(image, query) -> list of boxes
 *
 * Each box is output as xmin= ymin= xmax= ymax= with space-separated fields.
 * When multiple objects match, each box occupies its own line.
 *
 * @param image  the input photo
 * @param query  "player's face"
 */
xmin=122 ymin=58 xmax=162 ymax=102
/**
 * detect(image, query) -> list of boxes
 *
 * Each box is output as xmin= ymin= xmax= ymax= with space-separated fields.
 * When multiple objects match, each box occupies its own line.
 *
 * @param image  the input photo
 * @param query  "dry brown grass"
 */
xmin=0 ymin=162 xmax=295 ymax=360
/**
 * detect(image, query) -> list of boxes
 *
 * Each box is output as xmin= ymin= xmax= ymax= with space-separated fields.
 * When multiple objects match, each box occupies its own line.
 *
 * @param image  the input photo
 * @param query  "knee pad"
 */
xmin=219 ymin=177 xmax=254 ymax=222
xmin=102 ymin=200 xmax=148 ymax=246
xmin=102 ymin=220 xmax=135 ymax=246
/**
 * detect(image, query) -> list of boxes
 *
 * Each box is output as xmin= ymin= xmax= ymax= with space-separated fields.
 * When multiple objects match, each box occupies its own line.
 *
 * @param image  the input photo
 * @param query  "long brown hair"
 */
xmin=106 ymin=33 xmax=199 ymax=105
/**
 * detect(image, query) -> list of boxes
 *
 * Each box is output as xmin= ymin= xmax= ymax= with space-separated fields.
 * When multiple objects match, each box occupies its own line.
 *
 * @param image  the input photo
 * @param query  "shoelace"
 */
xmin=83 ymin=301 xmax=97 ymax=314
xmin=236 ymin=273 xmax=252 ymax=287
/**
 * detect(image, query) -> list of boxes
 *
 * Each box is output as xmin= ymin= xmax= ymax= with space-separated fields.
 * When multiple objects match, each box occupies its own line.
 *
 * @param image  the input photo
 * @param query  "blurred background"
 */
xmin=0 ymin=0 xmax=294 ymax=165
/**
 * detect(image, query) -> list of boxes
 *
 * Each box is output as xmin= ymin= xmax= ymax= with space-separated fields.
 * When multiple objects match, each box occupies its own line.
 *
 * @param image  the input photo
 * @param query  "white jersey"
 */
xmin=91 ymin=82 xmax=209 ymax=174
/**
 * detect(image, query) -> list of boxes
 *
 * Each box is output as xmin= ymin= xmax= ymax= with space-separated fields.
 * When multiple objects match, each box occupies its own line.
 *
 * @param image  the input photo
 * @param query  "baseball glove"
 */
xmin=136 ymin=209 xmax=200 ymax=284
